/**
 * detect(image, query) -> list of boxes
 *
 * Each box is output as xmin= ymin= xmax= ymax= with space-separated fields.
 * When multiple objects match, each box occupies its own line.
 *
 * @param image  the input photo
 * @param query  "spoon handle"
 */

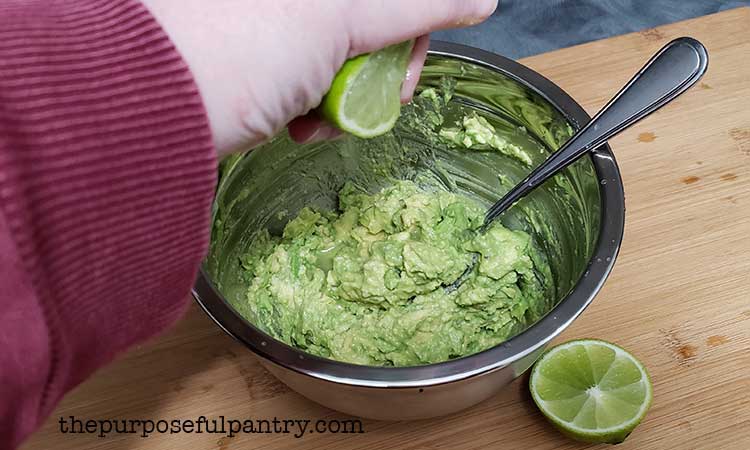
xmin=484 ymin=37 xmax=708 ymax=226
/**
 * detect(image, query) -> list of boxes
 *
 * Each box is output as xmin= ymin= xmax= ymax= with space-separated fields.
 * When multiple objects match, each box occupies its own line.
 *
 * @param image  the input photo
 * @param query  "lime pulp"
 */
xmin=529 ymin=339 xmax=653 ymax=444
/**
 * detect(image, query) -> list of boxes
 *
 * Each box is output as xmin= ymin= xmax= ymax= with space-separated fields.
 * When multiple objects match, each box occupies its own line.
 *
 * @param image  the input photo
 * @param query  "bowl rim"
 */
xmin=192 ymin=40 xmax=626 ymax=388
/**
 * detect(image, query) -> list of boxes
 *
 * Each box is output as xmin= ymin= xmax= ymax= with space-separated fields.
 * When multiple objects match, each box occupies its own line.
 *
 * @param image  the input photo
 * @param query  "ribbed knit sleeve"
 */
xmin=0 ymin=1 xmax=217 ymax=447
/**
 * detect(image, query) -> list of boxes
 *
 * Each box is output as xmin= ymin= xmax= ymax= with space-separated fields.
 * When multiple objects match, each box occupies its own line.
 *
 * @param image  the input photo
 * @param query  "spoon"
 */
xmin=446 ymin=37 xmax=708 ymax=292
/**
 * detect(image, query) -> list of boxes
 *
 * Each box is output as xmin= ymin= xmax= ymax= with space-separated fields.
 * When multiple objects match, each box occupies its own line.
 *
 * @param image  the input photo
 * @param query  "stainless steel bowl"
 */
xmin=193 ymin=41 xmax=625 ymax=420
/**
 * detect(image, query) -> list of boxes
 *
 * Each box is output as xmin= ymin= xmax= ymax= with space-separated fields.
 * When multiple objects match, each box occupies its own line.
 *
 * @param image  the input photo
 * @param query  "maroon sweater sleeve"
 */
xmin=0 ymin=1 xmax=217 ymax=447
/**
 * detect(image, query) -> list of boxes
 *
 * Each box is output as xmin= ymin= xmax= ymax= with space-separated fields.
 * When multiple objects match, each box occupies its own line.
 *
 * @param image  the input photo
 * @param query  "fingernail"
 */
xmin=301 ymin=127 xmax=323 ymax=144
xmin=454 ymin=17 xmax=482 ymax=27
xmin=401 ymin=69 xmax=420 ymax=102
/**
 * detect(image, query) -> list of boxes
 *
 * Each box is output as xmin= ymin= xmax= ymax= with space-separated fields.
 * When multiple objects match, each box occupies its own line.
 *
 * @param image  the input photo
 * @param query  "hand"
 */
xmin=141 ymin=0 xmax=498 ymax=156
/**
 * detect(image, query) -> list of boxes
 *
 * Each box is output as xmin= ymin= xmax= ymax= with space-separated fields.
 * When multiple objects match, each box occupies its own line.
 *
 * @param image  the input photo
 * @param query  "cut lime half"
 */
xmin=321 ymin=40 xmax=414 ymax=138
xmin=529 ymin=339 xmax=653 ymax=444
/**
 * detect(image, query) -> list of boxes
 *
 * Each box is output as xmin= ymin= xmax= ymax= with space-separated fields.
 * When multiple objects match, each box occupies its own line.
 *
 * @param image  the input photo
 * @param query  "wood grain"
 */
xmin=22 ymin=8 xmax=750 ymax=450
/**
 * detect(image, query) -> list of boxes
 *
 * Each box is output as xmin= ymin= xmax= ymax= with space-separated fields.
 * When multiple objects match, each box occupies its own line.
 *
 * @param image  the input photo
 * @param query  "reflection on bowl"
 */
xmin=193 ymin=41 xmax=624 ymax=420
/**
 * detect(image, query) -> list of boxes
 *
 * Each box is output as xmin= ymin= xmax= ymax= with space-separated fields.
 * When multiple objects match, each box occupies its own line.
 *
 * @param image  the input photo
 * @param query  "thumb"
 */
xmin=344 ymin=0 xmax=498 ymax=56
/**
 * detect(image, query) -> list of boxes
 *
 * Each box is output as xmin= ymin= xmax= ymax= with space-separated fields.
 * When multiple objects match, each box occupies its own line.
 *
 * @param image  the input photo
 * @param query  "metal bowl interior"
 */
xmin=194 ymin=41 xmax=625 ymax=388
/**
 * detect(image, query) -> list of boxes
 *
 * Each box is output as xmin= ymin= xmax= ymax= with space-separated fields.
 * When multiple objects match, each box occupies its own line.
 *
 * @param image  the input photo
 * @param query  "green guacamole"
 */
xmin=239 ymin=180 xmax=552 ymax=366
xmin=439 ymin=113 xmax=533 ymax=166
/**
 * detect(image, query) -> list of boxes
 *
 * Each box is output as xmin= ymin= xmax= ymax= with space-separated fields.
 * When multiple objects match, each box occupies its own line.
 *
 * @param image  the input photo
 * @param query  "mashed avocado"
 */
xmin=439 ymin=113 xmax=533 ymax=166
xmin=239 ymin=180 xmax=551 ymax=366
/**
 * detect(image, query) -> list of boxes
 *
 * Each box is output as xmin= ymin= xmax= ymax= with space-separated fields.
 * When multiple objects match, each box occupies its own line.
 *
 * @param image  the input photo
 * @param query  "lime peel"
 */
xmin=321 ymin=40 xmax=414 ymax=138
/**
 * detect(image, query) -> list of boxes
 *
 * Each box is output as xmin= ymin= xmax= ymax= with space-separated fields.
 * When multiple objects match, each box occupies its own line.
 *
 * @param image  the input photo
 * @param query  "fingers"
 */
xmin=345 ymin=0 xmax=497 ymax=56
xmin=288 ymin=114 xmax=343 ymax=144
xmin=401 ymin=35 xmax=430 ymax=103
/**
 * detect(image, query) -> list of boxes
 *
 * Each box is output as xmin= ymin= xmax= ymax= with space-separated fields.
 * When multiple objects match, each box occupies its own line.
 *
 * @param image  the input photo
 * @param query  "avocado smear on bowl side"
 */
xmin=238 ymin=179 xmax=552 ymax=367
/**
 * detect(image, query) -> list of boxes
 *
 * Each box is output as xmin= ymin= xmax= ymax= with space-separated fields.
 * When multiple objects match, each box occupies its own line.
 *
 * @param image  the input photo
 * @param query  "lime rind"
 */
xmin=529 ymin=339 xmax=653 ymax=444
xmin=321 ymin=41 xmax=414 ymax=138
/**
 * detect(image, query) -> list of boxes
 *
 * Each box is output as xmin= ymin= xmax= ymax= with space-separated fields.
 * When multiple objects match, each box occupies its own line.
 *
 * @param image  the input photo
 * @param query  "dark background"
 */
xmin=434 ymin=0 xmax=748 ymax=58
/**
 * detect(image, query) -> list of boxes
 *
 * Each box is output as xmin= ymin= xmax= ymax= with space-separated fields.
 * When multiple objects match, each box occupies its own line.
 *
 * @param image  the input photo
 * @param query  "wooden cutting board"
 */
xmin=23 ymin=8 xmax=750 ymax=450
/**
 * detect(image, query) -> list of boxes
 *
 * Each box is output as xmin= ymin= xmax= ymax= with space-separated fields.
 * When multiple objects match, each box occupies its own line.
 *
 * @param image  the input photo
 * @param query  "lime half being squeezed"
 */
xmin=321 ymin=40 xmax=414 ymax=138
xmin=529 ymin=339 xmax=653 ymax=444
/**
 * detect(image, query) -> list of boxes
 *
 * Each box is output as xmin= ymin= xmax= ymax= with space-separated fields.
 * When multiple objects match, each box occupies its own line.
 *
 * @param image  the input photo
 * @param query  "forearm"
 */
xmin=0 ymin=1 xmax=215 ymax=447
